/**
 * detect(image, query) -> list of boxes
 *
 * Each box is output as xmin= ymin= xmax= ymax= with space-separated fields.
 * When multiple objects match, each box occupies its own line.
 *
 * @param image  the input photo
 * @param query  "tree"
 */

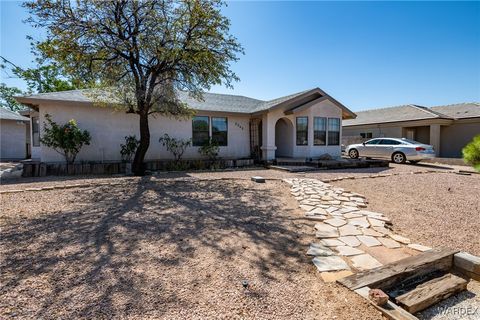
xmin=0 ymin=83 xmax=23 ymax=112
xmin=25 ymin=0 xmax=243 ymax=175
xmin=40 ymin=114 xmax=91 ymax=164
xmin=462 ymin=135 xmax=480 ymax=172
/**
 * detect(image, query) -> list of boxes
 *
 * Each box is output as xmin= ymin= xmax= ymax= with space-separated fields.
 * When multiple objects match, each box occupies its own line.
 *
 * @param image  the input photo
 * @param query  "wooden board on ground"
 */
xmin=338 ymin=248 xmax=458 ymax=291
xmin=454 ymin=252 xmax=480 ymax=281
xmin=395 ymin=273 xmax=468 ymax=314
xmin=355 ymin=286 xmax=418 ymax=320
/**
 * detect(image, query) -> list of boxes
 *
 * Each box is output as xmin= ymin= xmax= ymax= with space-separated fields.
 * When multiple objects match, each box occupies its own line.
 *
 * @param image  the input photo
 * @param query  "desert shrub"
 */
xmin=462 ymin=135 xmax=480 ymax=172
xmin=120 ymin=135 xmax=140 ymax=162
xmin=159 ymin=134 xmax=191 ymax=162
xmin=40 ymin=114 xmax=91 ymax=164
xmin=198 ymin=138 xmax=219 ymax=161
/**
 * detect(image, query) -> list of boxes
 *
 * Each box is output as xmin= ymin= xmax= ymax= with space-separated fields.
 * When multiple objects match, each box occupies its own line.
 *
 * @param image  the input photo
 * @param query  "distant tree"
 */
xmin=40 ymin=114 xmax=91 ymax=164
xmin=462 ymin=135 xmax=480 ymax=172
xmin=0 ymin=40 xmax=89 ymax=112
xmin=24 ymin=0 xmax=243 ymax=175
xmin=0 ymin=83 xmax=23 ymax=112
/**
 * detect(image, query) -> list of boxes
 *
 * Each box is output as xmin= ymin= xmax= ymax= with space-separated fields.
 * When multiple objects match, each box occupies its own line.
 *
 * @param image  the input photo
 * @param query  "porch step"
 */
xmin=395 ymin=273 xmax=468 ymax=313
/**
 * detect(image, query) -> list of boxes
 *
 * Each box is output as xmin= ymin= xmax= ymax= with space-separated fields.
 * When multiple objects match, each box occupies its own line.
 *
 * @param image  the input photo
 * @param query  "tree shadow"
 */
xmin=0 ymin=177 xmax=306 ymax=318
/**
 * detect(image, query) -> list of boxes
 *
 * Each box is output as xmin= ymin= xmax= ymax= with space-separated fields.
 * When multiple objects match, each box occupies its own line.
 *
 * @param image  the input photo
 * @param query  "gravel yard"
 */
xmin=0 ymin=177 xmax=381 ymax=319
xmin=332 ymin=172 xmax=480 ymax=256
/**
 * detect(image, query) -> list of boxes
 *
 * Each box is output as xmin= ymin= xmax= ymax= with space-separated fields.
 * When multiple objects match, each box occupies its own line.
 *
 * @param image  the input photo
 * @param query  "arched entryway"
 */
xmin=275 ymin=117 xmax=294 ymax=158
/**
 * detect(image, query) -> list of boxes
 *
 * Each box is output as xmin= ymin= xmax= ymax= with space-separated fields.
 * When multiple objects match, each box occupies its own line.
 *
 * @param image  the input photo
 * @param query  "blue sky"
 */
xmin=1 ymin=1 xmax=479 ymax=111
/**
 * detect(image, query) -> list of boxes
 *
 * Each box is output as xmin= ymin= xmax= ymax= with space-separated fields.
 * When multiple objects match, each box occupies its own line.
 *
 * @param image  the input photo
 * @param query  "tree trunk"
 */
xmin=132 ymin=111 xmax=150 ymax=176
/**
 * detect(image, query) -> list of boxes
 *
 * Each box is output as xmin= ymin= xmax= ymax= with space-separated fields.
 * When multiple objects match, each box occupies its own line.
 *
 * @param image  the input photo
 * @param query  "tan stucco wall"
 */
xmin=440 ymin=119 xmax=480 ymax=158
xmin=37 ymin=102 xmax=251 ymax=162
xmin=0 ymin=119 xmax=27 ymax=160
xmin=342 ymin=125 xmax=403 ymax=139
xmin=260 ymin=99 xmax=344 ymax=160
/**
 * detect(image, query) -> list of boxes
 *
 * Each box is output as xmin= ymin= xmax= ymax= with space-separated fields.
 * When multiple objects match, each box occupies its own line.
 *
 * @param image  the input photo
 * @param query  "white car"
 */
xmin=346 ymin=138 xmax=436 ymax=164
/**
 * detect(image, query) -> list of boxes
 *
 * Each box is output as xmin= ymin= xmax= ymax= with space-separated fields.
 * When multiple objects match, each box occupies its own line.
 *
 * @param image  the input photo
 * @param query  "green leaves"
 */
xmin=0 ymin=84 xmax=23 ymax=112
xmin=40 ymin=114 xmax=91 ymax=164
xmin=159 ymin=134 xmax=192 ymax=162
xmin=462 ymin=135 xmax=480 ymax=172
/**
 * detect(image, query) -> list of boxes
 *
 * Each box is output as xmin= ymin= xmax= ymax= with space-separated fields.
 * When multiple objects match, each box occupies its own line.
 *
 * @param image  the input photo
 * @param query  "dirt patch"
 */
xmin=332 ymin=173 xmax=480 ymax=256
xmin=0 ymin=177 xmax=380 ymax=319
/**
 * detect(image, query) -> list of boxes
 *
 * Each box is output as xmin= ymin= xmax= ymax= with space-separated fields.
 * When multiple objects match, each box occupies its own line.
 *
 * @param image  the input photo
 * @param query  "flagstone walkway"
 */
xmin=284 ymin=178 xmax=433 ymax=281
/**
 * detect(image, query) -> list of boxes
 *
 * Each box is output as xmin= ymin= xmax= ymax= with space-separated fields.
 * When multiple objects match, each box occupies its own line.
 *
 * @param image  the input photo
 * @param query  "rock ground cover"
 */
xmin=0 ymin=178 xmax=381 ymax=319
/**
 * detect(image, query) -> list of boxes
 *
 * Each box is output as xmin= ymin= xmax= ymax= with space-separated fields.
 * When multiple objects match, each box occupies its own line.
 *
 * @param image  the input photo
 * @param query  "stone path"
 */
xmin=284 ymin=178 xmax=432 ymax=279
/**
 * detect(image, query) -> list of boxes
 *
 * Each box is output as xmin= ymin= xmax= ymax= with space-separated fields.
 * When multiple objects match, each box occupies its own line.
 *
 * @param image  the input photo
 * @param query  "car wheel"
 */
xmin=392 ymin=152 xmax=406 ymax=164
xmin=348 ymin=149 xmax=359 ymax=159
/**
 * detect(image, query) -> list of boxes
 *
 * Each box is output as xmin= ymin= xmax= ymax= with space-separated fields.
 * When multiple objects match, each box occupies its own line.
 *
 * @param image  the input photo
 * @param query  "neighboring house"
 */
xmin=0 ymin=107 xmax=29 ymax=161
xmin=343 ymin=103 xmax=480 ymax=158
xmin=15 ymin=87 xmax=356 ymax=163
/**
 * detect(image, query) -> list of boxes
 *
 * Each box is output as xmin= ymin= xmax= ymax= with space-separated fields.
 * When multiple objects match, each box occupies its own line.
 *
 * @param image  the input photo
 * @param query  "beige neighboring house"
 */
xmin=15 ymin=87 xmax=356 ymax=163
xmin=0 ymin=107 xmax=29 ymax=161
xmin=343 ymin=103 xmax=480 ymax=158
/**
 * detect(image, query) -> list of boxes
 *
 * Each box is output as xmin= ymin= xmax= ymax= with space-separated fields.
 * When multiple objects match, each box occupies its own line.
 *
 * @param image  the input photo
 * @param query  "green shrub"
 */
xmin=462 ymin=135 xmax=480 ymax=172
xmin=159 ymin=134 xmax=191 ymax=162
xmin=120 ymin=135 xmax=140 ymax=162
xmin=40 ymin=114 xmax=91 ymax=164
xmin=198 ymin=138 xmax=219 ymax=161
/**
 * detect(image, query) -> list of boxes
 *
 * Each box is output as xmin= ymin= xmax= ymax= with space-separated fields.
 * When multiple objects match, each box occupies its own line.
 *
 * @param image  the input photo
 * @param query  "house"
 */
xmin=0 ymin=107 xmax=29 ymax=161
xmin=15 ymin=87 xmax=356 ymax=163
xmin=343 ymin=103 xmax=480 ymax=158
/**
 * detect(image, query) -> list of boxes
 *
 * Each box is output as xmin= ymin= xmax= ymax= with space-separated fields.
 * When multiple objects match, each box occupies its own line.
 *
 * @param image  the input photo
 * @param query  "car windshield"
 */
xmin=401 ymin=138 xmax=422 ymax=145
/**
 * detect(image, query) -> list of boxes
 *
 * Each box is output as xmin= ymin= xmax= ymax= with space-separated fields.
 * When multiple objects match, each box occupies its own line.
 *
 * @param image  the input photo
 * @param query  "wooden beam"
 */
xmin=338 ymin=248 xmax=458 ymax=290
xmin=454 ymin=252 xmax=480 ymax=281
xmin=355 ymin=286 xmax=418 ymax=320
xmin=395 ymin=273 xmax=468 ymax=314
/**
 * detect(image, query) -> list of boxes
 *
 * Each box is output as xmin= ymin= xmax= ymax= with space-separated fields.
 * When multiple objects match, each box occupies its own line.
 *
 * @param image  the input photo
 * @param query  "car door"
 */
xmin=361 ymin=139 xmax=381 ymax=157
xmin=376 ymin=139 xmax=401 ymax=158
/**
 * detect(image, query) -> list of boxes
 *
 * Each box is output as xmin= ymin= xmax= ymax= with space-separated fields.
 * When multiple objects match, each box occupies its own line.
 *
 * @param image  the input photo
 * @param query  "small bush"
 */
xmin=120 ymin=135 xmax=140 ymax=162
xmin=40 ymin=114 xmax=91 ymax=164
xmin=462 ymin=135 xmax=480 ymax=172
xmin=198 ymin=138 xmax=219 ymax=161
xmin=159 ymin=134 xmax=191 ymax=162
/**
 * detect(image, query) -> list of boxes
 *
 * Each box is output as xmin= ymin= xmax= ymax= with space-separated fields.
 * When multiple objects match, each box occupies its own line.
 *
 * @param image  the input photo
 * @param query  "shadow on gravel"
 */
xmin=0 ymin=177 xmax=302 ymax=318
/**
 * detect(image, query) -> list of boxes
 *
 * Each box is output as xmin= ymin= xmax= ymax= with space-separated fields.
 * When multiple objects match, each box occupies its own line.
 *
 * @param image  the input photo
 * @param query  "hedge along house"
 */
xmin=15 ymin=87 xmax=356 ymax=163
xmin=342 ymin=103 xmax=480 ymax=158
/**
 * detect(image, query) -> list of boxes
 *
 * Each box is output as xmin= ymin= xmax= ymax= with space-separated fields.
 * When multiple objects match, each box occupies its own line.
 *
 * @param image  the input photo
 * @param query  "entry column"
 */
xmin=429 ymin=124 xmax=441 ymax=156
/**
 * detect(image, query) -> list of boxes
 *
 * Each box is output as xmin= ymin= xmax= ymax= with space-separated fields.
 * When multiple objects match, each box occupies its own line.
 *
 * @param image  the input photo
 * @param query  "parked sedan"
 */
xmin=346 ymin=138 xmax=436 ymax=164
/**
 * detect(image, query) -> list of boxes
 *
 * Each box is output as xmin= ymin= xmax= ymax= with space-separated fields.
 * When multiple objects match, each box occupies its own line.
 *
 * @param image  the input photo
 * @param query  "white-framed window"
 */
xmin=296 ymin=117 xmax=308 ymax=146
xmin=327 ymin=118 xmax=340 ymax=145
xmin=32 ymin=116 xmax=40 ymax=147
xmin=313 ymin=117 xmax=326 ymax=145
xmin=192 ymin=116 xmax=210 ymax=146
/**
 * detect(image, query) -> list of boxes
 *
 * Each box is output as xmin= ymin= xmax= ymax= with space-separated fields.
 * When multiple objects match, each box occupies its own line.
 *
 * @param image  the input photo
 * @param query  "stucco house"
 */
xmin=15 ymin=87 xmax=356 ymax=163
xmin=0 ymin=107 xmax=29 ymax=161
xmin=343 ymin=103 xmax=480 ymax=158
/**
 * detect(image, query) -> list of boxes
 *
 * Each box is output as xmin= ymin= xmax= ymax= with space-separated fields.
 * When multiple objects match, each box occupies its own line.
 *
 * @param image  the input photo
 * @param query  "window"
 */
xmin=378 ymin=139 xmax=401 ymax=145
xmin=192 ymin=116 xmax=210 ymax=146
xmin=360 ymin=132 xmax=372 ymax=139
xmin=296 ymin=117 xmax=308 ymax=145
xmin=313 ymin=117 xmax=326 ymax=145
xmin=365 ymin=139 xmax=381 ymax=145
xmin=211 ymin=117 xmax=228 ymax=146
xmin=327 ymin=118 xmax=340 ymax=145
xmin=32 ymin=116 xmax=40 ymax=147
